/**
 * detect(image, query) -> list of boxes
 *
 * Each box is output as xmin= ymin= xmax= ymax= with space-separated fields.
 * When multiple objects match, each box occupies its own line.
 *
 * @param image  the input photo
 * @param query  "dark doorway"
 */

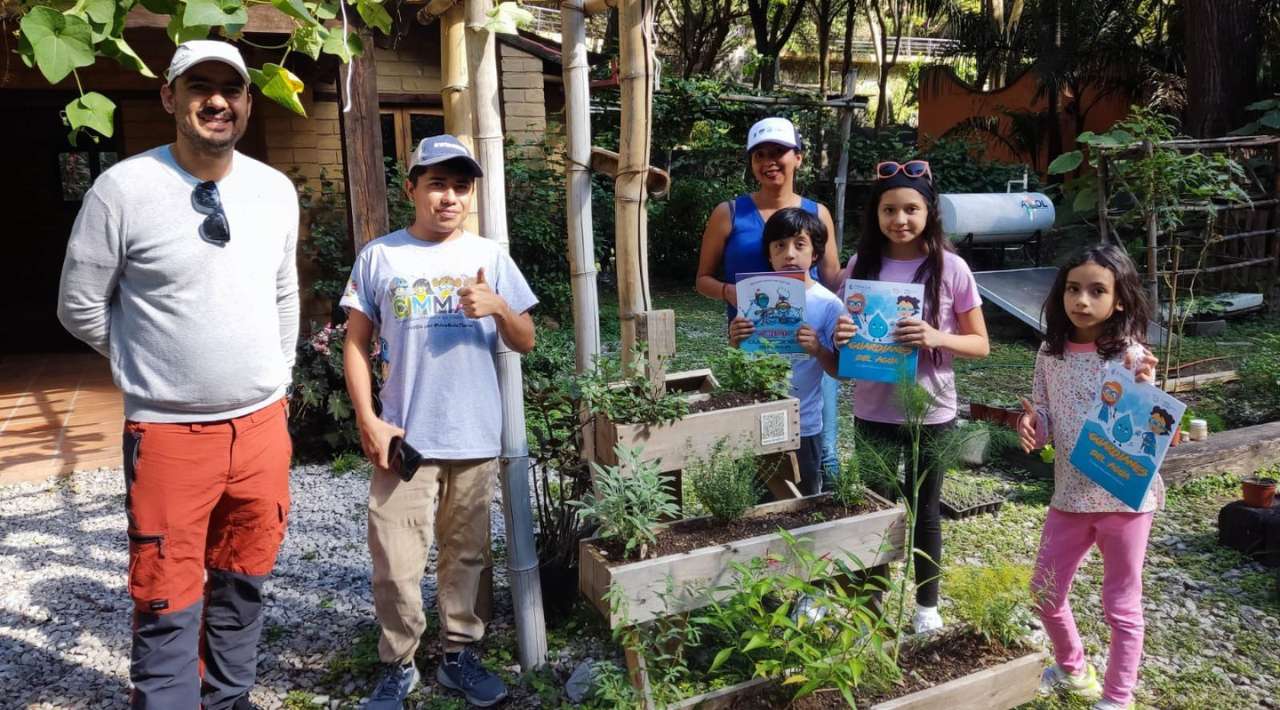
xmin=1 ymin=93 xmax=121 ymax=354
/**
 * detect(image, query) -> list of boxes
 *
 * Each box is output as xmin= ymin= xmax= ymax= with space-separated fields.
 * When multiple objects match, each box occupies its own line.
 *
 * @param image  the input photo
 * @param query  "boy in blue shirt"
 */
xmin=729 ymin=207 xmax=843 ymax=495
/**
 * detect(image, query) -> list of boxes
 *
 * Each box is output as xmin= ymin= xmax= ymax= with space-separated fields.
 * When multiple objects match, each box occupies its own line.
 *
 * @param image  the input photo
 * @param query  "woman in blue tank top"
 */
xmin=694 ymin=117 xmax=843 ymax=484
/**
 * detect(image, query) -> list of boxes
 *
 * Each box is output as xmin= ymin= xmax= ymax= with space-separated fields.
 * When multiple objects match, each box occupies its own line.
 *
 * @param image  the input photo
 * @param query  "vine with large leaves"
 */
xmin=12 ymin=0 xmax=532 ymax=142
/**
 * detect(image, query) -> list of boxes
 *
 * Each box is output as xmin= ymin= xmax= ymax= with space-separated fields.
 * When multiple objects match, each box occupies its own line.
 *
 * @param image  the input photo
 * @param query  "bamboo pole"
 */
xmin=561 ymin=0 xmax=601 ymax=377
xmin=833 ymin=67 xmax=858 ymax=258
xmin=441 ymin=1 xmax=478 ymax=233
xmin=615 ymin=0 xmax=657 ymax=370
xmin=465 ymin=0 xmax=548 ymax=671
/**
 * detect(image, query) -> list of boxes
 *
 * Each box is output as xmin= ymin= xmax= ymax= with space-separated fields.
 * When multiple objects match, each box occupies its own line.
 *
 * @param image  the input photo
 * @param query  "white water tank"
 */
xmin=938 ymin=193 xmax=1056 ymax=244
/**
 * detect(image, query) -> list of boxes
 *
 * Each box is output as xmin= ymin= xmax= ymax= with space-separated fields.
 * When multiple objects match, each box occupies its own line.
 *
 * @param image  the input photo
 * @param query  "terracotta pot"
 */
xmin=1242 ymin=477 xmax=1277 ymax=509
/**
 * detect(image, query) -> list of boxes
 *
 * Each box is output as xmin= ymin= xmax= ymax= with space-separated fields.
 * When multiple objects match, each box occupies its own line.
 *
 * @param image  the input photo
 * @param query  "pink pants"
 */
xmin=1032 ymin=508 xmax=1154 ymax=705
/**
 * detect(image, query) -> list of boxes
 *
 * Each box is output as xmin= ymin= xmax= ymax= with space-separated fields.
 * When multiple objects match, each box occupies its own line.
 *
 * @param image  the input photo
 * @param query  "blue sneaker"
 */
xmin=364 ymin=662 xmax=420 ymax=709
xmin=436 ymin=647 xmax=508 ymax=707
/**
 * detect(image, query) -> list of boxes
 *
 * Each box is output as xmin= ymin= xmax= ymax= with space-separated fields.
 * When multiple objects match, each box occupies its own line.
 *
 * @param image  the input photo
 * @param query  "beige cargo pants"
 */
xmin=367 ymin=458 xmax=496 ymax=663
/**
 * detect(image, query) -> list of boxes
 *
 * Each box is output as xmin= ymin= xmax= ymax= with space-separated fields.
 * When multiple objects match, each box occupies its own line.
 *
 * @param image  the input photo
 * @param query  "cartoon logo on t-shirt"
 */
xmin=388 ymin=273 xmax=474 ymax=322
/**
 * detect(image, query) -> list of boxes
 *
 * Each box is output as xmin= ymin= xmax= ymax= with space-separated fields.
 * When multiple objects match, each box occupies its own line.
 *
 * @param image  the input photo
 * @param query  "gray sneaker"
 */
xmin=365 ymin=662 xmax=420 ymax=709
xmin=436 ymin=647 xmax=508 ymax=707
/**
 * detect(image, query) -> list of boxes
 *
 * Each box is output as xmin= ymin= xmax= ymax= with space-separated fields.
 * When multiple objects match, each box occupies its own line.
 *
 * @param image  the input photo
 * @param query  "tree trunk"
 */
xmin=841 ymin=0 xmax=855 ymax=87
xmin=337 ymin=29 xmax=389 ymax=251
xmin=562 ymin=0 xmax=602 ymax=376
xmin=816 ymin=0 xmax=832 ymax=96
xmin=1184 ymin=0 xmax=1259 ymax=138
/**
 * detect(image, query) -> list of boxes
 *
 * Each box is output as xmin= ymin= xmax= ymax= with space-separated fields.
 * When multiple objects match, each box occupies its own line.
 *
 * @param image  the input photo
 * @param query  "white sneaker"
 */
xmin=911 ymin=605 xmax=943 ymax=634
xmin=1039 ymin=662 xmax=1102 ymax=699
xmin=1092 ymin=700 xmax=1134 ymax=710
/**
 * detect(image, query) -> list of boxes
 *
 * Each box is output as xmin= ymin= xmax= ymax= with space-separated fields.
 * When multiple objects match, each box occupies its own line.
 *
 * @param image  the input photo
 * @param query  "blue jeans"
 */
xmin=820 ymin=373 xmax=840 ymax=488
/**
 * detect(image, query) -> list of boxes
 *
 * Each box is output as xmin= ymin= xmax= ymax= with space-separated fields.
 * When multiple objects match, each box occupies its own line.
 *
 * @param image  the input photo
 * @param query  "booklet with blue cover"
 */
xmin=836 ymin=279 xmax=924 ymax=383
xmin=734 ymin=271 xmax=806 ymax=355
xmin=1069 ymin=362 xmax=1186 ymax=510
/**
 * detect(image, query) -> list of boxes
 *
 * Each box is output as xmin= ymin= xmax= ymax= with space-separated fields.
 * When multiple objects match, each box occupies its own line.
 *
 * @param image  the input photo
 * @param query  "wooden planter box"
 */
xmin=668 ymin=649 xmax=1045 ymax=710
xmin=594 ymin=389 xmax=801 ymax=474
xmin=579 ymin=492 xmax=905 ymax=628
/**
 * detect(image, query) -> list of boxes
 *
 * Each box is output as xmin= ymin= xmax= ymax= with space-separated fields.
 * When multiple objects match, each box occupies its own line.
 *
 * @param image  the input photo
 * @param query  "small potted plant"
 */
xmin=1242 ymin=475 xmax=1277 ymax=508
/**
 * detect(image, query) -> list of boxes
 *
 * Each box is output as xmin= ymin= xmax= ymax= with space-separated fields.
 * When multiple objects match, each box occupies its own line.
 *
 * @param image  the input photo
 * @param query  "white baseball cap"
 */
xmin=165 ymin=40 xmax=250 ymax=84
xmin=746 ymin=117 xmax=803 ymax=153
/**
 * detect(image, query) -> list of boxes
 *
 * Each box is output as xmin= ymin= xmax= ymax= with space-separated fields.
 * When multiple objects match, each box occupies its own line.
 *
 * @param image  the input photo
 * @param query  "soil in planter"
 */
xmin=728 ymin=628 xmax=1026 ymax=709
xmin=590 ymin=497 xmax=885 ymax=564
xmin=687 ymin=391 xmax=774 ymax=414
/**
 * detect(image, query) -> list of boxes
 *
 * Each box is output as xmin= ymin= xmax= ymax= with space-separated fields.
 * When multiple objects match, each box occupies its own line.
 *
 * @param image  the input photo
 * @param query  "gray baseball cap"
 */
xmin=409 ymin=135 xmax=484 ymax=178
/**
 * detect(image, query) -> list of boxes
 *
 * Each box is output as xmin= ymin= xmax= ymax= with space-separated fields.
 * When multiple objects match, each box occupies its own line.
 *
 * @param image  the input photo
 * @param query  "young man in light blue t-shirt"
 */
xmin=729 ymin=207 xmax=842 ymax=495
xmin=341 ymin=135 xmax=536 ymax=708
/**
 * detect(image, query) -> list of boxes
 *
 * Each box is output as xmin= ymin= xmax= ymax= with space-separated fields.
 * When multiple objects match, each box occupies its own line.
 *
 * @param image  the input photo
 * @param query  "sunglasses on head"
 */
xmin=192 ymin=181 xmax=230 ymax=245
xmin=875 ymin=160 xmax=932 ymax=181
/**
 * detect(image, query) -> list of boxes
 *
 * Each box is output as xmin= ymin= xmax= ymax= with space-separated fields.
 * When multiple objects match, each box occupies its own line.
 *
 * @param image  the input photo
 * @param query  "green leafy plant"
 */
xmin=686 ymin=440 xmax=761 ymax=523
xmin=571 ymin=446 xmax=679 ymax=560
xmin=831 ymin=449 xmax=868 ymax=510
xmin=697 ymin=532 xmax=899 ymax=705
xmin=577 ymin=344 xmax=690 ymax=426
xmin=1230 ymin=96 xmax=1280 ymax=137
xmin=708 ymin=346 xmax=792 ymax=402
xmin=1238 ymin=332 xmax=1280 ymax=419
xmin=944 ymin=562 xmax=1035 ymax=648
xmin=289 ymin=321 xmax=369 ymax=457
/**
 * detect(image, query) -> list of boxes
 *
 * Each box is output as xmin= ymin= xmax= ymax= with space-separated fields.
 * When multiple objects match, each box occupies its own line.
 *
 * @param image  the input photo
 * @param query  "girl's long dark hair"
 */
xmin=852 ymin=179 xmax=952 ymax=341
xmin=1041 ymin=244 xmax=1151 ymax=360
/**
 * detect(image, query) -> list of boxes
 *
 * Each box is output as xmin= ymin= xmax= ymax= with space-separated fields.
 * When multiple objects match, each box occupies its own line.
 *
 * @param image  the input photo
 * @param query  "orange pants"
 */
xmin=123 ymin=397 xmax=291 ymax=709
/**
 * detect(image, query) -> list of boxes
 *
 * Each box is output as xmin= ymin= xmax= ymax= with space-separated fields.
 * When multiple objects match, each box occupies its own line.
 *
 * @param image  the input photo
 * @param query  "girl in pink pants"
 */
xmin=1017 ymin=245 xmax=1165 ymax=710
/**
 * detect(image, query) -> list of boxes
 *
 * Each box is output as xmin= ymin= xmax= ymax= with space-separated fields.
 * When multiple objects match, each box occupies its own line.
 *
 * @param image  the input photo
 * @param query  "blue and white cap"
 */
xmin=409 ymin=135 xmax=484 ymax=177
xmin=746 ymin=117 xmax=803 ymax=153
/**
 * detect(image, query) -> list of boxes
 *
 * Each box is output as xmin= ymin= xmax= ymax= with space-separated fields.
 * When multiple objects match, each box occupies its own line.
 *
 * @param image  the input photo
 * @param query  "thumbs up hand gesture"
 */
xmin=1018 ymin=396 xmax=1039 ymax=454
xmin=458 ymin=267 xmax=505 ymax=319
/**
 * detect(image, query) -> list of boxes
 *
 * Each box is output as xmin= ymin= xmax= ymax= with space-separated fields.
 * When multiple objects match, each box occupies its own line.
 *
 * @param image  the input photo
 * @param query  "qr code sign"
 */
xmin=760 ymin=410 xmax=789 ymax=446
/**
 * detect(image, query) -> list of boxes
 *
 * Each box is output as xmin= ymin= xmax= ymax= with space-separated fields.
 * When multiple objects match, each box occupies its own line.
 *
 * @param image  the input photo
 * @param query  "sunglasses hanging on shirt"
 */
xmin=192 ymin=181 xmax=230 ymax=245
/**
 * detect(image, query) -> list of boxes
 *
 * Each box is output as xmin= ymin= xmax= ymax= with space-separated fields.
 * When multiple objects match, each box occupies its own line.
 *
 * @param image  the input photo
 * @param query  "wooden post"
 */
xmin=1096 ymin=153 xmax=1110 ymax=244
xmin=337 ymin=30 xmax=390 ymax=250
xmin=440 ymin=0 xmax=478 ymax=233
xmin=634 ymin=309 xmax=674 ymax=395
xmin=833 ymin=67 xmax=858 ymax=258
xmin=615 ymin=0 xmax=657 ymax=373
xmin=1144 ymin=142 xmax=1160 ymax=311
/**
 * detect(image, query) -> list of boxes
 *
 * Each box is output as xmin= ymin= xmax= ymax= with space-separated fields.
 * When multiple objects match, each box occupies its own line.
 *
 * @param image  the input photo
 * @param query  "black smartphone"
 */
xmin=388 ymin=435 xmax=423 ymax=482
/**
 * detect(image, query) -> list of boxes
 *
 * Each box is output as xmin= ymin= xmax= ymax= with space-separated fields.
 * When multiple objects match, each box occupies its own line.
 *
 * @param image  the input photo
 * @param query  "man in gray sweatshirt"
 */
xmin=57 ymin=40 xmax=298 ymax=710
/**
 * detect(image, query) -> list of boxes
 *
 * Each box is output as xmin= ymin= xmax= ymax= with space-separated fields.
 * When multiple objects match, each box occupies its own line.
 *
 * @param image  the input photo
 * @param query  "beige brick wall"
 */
xmin=499 ymin=43 xmax=546 ymax=156
xmin=260 ymin=91 xmax=344 ymax=192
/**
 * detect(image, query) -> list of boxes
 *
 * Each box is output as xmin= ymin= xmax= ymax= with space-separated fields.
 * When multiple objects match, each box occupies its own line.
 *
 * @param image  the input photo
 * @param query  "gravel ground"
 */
xmin=0 ymin=464 xmax=514 ymax=710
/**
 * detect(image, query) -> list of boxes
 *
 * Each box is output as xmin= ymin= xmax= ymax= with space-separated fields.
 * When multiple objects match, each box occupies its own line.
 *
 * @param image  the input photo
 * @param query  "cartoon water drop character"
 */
xmin=1098 ymin=380 xmax=1123 ymax=423
xmin=1112 ymin=413 xmax=1134 ymax=444
xmin=867 ymin=311 xmax=890 ymax=340
xmin=753 ymin=289 xmax=770 ymax=310
xmin=1142 ymin=406 xmax=1174 ymax=457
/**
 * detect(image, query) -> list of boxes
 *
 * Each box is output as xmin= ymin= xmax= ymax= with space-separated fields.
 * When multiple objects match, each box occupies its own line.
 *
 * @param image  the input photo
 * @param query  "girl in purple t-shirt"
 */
xmin=833 ymin=160 xmax=991 ymax=634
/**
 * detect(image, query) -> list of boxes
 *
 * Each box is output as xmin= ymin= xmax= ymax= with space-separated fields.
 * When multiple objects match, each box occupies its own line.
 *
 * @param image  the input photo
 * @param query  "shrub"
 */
xmin=686 ymin=440 xmax=760 ymax=522
xmin=572 ymin=446 xmax=679 ymax=559
xmin=577 ymin=345 xmax=690 ymax=426
xmin=1239 ymin=332 xmax=1280 ymax=416
xmin=289 ymin=322 xmax=379 ymax=458
xmin=944 ymin=562 xmax=1034 ymax=648
xmin=708 ymin=346 xmax=792 ymax=402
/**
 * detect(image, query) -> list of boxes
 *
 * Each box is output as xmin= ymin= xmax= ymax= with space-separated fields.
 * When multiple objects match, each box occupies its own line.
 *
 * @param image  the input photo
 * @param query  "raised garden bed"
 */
xmin=579 ymin=492 xmax=905 ymax=628
xmin=593 ymin=369 xmax=801 ymax=473
xmin=668 ymin=629 xmax=1045 ymax=710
